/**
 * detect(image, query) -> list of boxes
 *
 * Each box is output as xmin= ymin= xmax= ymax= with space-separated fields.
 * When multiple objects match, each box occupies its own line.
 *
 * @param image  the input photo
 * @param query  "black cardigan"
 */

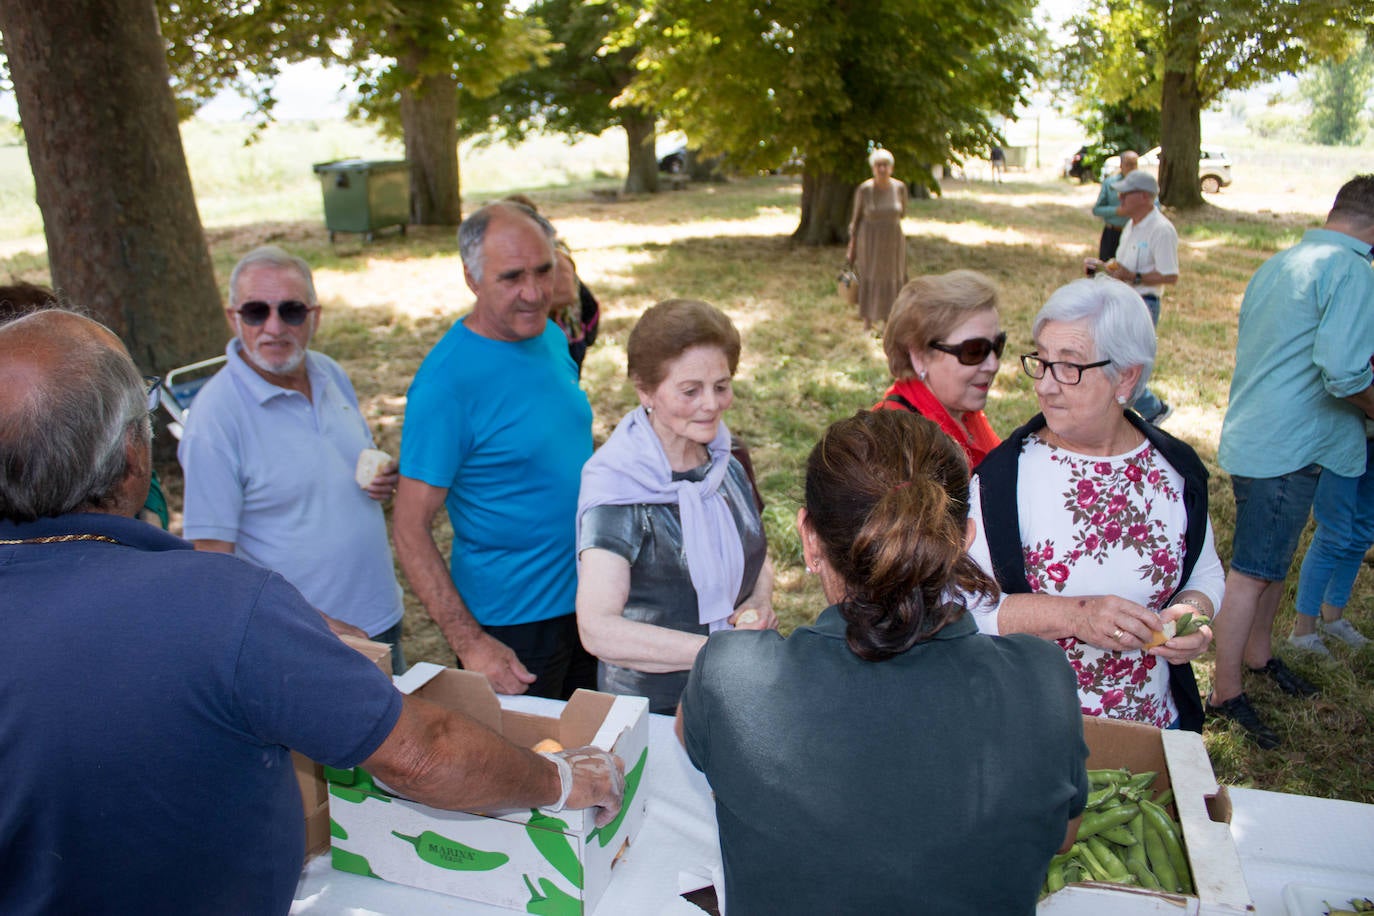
xmin=974 ymin=411 xmax=1209 ymax=733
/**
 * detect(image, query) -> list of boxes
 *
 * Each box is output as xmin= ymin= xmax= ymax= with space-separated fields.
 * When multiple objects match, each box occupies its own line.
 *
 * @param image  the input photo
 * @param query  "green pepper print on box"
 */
xmin=391 ymin=830 xmax=510 ymax=871
xmin=331 ymin=847 xmax=380 ymax=879
xmin=523 ymin=873 xmax=582 ymax=916
xmin=526 ymin=810 xmax=583 ymax=889
xmin=589 ymin=747 xmax=647 ymax=848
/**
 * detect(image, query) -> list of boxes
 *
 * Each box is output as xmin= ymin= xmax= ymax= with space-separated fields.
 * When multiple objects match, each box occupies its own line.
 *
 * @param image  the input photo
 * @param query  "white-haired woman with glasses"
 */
xmin=873 ymin=270 xmax=1003 ymax=468
xmin=847 ymin=147 xmax=908 ymax=332
xmin=966 ymin=277 xmax=1221 ymax=732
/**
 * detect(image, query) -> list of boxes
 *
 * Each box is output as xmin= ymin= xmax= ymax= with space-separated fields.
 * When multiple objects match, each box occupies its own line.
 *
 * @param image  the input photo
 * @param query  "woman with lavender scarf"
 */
xmin=576 ymin=300 xmax=776 ymax=714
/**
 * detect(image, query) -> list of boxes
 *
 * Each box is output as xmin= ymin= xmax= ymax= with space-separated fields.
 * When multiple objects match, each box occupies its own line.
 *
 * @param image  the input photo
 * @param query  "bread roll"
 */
xmin=531 ymin=738 xmax=564 ymax=754
xmin=355 ymin=448 xmax=393 ymax=488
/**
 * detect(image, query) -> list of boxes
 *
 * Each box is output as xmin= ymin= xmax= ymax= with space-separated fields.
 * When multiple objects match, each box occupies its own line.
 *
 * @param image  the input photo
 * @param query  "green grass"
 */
xmin=5 ymin=120 xmax=1373 ymax=806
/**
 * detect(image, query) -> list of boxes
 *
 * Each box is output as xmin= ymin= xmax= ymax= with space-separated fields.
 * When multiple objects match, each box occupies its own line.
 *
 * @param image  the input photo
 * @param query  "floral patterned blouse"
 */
xmin=967 ymin=434 xmax=1224 ymax=727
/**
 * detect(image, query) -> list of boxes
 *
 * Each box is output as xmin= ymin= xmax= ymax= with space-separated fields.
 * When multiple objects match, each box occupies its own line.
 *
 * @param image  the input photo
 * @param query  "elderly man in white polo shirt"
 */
xmin=1085 ymin=169 xmax=1179 ymax=424
xmin=178 ymin=246 xmax=407 ymax=671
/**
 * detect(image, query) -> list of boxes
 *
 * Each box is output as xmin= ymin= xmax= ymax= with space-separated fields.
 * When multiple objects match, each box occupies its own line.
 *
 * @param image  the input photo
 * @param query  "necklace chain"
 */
xmin=0 ymin=533 xmax=121 ymax=546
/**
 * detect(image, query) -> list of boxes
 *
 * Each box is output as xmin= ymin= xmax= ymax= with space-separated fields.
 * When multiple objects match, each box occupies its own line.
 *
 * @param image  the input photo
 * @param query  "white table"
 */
xmin=292 ymin=697 xmax=722 ymax=915
xmin=1228 ymin=786 xmax=1374 ymax=915
xmin=294 ymin=697 xmax=1374 ymax=916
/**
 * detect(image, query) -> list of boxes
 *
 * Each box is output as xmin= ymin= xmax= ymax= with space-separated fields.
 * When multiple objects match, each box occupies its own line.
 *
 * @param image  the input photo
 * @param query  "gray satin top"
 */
xmin=578 ymin=458 xmax=768 ymax=714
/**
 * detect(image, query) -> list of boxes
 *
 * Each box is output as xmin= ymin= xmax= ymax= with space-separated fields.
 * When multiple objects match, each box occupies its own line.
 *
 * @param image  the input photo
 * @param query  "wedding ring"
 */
xmin=1112 ymin=628 xmax=1125 ymax=641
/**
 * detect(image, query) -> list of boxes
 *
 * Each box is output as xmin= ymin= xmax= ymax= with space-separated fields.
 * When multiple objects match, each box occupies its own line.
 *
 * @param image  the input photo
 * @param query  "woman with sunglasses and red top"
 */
xmin=873 ymin=270 xmax=1004 ymax=468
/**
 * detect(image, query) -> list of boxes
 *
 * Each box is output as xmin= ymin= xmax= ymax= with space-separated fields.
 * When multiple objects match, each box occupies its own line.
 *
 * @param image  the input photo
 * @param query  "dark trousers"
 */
xmin=1099 ymin=225 xmax=1123 ymax=260
xmin=461 ymin=614 xmax=597 ymax=700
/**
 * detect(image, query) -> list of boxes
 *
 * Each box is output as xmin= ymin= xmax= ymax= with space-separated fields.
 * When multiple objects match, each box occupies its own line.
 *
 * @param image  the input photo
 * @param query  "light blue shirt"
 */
xmin=1220 ymin=228 xmax=1374 ymax=478
xmin=1093 ymin=172 xmax=1129 ymax=229
xmin=179 ymin=341 xmax=405 ymax=636
xmin=400 ymin=319 xmax=593 ymax=627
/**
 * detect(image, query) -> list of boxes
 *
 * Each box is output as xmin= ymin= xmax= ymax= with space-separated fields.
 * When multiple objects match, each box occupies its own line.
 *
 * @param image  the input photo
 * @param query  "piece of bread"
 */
xmin=531 ymin=738 xmax=564 ymax=754
xmin=355 ymin=448 xmax=392 ymax=488
xmin=735 ymin=609 xmax=759 ymax=627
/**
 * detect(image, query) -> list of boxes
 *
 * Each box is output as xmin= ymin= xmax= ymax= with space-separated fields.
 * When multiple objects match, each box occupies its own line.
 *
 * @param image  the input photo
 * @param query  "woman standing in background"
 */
xmin=847 ymin=148 xmax=908 ymax=333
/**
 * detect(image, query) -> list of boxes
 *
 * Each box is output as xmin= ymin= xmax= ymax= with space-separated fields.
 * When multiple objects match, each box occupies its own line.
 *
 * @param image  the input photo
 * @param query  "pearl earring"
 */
xmin=1115 ymin=395 xmax=1127 ymax=405
xmin=645 ymin=406 xmax=653 ymax=415
xmin=805 ymin=565 xmax=814 ymax=574
xmin=917 ymin=370 xmax=927 ymax=382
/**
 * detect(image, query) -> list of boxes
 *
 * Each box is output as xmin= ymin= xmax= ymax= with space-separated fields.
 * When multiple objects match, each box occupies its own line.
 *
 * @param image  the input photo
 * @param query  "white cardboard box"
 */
xmin=1039 ymin=717 xmax=1254 ymax=915
xmin=326 ymin=663 xmax=649 ymax=915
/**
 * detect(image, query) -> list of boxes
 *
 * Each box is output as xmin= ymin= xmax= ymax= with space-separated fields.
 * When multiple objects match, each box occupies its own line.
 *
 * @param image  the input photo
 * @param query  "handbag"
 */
xmin=836 ymin=264 xmax=859 ymax=305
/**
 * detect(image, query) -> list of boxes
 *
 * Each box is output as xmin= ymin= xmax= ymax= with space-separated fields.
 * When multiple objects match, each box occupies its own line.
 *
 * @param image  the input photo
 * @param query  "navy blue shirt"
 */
xmin=0 ymin=513 xmax=402 ymax=915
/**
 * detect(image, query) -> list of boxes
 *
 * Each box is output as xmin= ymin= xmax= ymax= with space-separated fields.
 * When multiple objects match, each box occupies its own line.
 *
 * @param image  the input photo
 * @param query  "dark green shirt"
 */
xmin=682 ymin=608 xmax=1088 ymax=915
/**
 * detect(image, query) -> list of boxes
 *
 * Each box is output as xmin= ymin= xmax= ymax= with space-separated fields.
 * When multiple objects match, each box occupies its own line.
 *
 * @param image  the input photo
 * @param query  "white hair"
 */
xmin=868 ymin=148 xmax=895 ymax=167
xmin=1032 ymin=278 xmax=1156 ymax=401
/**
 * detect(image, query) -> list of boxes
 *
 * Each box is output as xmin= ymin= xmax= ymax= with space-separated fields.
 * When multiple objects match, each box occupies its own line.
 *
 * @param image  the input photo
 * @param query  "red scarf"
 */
xmin=874 ymin=378 xmax=1001 ymax=468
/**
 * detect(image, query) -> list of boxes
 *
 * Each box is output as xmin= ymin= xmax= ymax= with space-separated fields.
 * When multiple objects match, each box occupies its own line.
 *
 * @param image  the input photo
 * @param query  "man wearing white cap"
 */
xmin=1084 ymin=169 xmax=1179 ymax=423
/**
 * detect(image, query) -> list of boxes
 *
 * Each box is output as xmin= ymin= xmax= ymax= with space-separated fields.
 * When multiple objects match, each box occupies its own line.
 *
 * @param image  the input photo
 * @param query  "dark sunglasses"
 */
xmin=236 ymin=299 xmax=315 ymax=327
xmin=929 ymin=331 xmax=1007 ymax=366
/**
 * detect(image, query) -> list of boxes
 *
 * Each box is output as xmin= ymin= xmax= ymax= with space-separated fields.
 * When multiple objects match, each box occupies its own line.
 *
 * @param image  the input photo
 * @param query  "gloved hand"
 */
xmin=542 ymin=746 xmax=625 ymax=828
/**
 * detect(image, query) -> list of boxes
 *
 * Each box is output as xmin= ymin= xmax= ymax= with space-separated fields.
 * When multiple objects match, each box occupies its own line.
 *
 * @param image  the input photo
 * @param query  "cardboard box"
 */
xmin=326 ymin=663 xmax=649 ymax=915
xmin=1038 ymin=716 xmax=1254 ymax=915
xmin=297 ymin=634 xmax=394 ymax=856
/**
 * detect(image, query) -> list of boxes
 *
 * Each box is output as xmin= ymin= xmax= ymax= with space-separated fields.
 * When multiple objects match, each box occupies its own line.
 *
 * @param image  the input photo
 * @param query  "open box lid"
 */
xmin=394 ymin=663 xmax=649 ymax=757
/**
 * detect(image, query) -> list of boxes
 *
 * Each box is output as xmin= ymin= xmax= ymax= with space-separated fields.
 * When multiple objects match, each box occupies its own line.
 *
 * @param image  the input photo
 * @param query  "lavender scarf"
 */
xmin=576 ymin=406 xmax=744 ymax=631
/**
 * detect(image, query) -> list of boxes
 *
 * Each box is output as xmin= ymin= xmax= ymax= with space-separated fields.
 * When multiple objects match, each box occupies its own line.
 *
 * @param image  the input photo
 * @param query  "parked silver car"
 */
xmin=1101 ymin=146 xmax=1233 ymax=194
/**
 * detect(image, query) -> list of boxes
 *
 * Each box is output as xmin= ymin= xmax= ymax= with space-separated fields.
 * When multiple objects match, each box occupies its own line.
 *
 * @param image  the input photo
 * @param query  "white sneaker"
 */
xmin=1319 ymin=618 xmax=1371 ymax=649
xmin=1287 ymin=632 xmax=1332 ymax=657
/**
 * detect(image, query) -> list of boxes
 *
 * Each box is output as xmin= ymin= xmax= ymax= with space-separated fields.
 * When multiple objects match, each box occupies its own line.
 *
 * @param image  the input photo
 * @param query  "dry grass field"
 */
xmin=3 ymin=128 xmax=1371 ymax=804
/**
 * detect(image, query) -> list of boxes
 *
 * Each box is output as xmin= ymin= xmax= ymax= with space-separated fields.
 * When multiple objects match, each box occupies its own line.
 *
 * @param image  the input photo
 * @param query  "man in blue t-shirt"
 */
xmin=395 ymin=201 xmax=597 ymax=699
xmin=0 ymin=311 xmax=623 ymax=915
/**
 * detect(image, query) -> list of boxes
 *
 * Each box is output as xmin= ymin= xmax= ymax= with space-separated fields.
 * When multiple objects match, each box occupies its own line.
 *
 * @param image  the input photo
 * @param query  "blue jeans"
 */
xmin=1131 ymin=293 xmax=1165 ymax=419
xmin=1229 ymin=466 xmax=1322 ymax=582
xmin=1294 ymin=439 xmax=1374 ymax=616
xmin=372 ymin=620 xmax=407 ymax=676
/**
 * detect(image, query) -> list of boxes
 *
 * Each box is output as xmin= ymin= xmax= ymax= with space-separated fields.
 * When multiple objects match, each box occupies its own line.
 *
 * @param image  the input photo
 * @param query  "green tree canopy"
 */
xmin=1057 ymin=0 xmax=1374 ymax=207
xmin=462 ymin=0 xmax=662 ymax=194
xmin=1300 ymin=39 xmax=1374 ymax=146
xmin=157 ymin=0 xmax=547 ymax=224
xmin=624 ymin=0 xmax=1040 ymax=243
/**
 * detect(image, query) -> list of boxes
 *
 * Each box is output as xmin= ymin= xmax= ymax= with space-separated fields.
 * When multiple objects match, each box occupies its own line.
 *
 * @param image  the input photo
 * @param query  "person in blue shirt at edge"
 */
xmin=1209 ymin=174 xmax=1374 ymax=750
xmin=0 ymin=309 xmax=624 ymax=915
xmin=393 ymin=201 xmax=597 ymax=698
xmin=1092 ymin=150 xmax=1138 ymax=261
xmin=178 ymin=246 xmax=408 ymax=672
xmin=677 ymin=409 xmax=1087 ymax=914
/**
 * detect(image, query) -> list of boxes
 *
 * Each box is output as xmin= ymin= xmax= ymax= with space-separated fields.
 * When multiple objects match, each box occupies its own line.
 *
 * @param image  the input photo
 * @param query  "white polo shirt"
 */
xmin=1116 ymin=207 xmax=1179 ymax=299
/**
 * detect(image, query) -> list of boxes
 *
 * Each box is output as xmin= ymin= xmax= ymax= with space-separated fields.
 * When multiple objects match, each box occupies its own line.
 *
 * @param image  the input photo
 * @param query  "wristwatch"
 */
xmin=1134 ymin=272 xmax=1142 ymax=286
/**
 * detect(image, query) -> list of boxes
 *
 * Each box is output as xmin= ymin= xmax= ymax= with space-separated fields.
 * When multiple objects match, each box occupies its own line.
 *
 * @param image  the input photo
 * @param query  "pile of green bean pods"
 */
xmin=1042 ymin=768 xmax=1192 ymax=897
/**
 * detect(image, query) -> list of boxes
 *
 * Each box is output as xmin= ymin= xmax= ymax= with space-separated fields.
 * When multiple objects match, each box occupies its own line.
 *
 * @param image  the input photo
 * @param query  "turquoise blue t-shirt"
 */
xmin=1219 ymin=228 xmax=1374 ymax=479
xmin=401 ymin=319 xmax=593 ymax=626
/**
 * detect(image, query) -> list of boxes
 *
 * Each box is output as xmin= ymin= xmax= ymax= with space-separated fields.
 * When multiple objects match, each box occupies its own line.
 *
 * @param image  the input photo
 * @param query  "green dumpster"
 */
xmin=312 ymin=159 xmax=410 ymax=242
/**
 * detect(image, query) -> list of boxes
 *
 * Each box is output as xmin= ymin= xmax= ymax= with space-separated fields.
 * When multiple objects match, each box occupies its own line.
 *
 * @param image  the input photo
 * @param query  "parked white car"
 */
xmin=1101 ymin=146 xmax=1233 ymax=194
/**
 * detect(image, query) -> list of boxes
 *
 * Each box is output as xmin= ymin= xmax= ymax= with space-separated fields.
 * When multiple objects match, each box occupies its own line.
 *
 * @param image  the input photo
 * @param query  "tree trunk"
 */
xmin=793 ymin=171 xmax=855 ymax=246
xmin=0 ymin=0 xmax=224 ymax=374
xmin=1157 ymin=2 xmax=1204 ymax=209
xmin=400 ymin=49 xmax=462 ymax=226
xmin=621 ymin=109 xmax=659 ymax=195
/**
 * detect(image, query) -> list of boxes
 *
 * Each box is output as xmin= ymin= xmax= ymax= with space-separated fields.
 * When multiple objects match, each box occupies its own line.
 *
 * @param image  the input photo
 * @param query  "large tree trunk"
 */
xmin=793 ymin=171 xmax=855 ymax=246
xmin=621 ymin=109 xmax=659 ymax=195
xmin=400 ymin=47 xmax=462 ymax=225
xmin=1158 ymin=2 xmax=1204 ymax=209
xmin=0 ymin=0 xmax=224 ymax=374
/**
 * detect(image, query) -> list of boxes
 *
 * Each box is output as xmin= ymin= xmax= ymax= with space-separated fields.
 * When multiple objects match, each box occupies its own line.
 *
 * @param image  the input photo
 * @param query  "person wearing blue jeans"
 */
xmin=1289 ymin=436 xmax=1374 ymax=655
xmin=1083 ymin=170 xmax=1178 ymax=425
xmin=1212 ymin=175 xmax=1374 ymax=749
